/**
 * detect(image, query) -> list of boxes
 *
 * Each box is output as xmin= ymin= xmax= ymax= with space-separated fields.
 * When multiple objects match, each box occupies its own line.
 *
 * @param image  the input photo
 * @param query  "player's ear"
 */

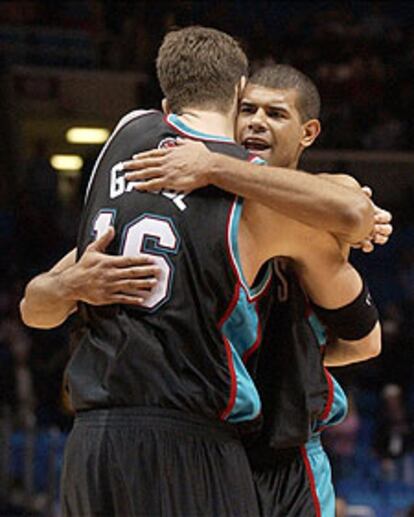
xmin=161 ymin=98 xmax=171 ymax=114
xmin=301 ymin=119 xmax=321 ymax=148
xmin=237 ymin=76 xmax=247 ymax=99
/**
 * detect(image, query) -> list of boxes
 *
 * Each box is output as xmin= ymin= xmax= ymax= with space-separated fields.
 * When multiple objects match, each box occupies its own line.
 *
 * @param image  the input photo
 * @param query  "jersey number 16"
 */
xmin=93 ymin=210 xmax=180 ymax=311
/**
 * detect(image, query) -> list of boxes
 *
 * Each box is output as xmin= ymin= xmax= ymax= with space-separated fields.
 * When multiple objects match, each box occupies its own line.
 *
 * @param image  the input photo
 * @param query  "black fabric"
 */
xmin=251 ymin=449 xmax=316 ymax=517
xmin=67 ymin=110 xmax=254 ymax=421
xmin=311 ymin=278 xmax=378 ymax=340
xmin=251 ymin=259 xmax=329 ymax=451
xmin=61 ymin=408 xmax=260 ymax=517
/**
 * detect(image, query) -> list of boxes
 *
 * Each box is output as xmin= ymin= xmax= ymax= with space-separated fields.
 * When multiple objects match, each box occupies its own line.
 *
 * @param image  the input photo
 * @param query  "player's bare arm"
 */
xmin=288 ymin=229 xmax=381 ymax=366
xmin=239 ymin=201 xmax=381 ymax=365
xmin=122 ymin=139 xmax=375 ymax=245
xmin=20 ymin=248 xmax=79 ymax=329
xmin=20 ymin=227 xmax=160 ymax=329
xmin=322 ymin=325 xmax=381 ymax=367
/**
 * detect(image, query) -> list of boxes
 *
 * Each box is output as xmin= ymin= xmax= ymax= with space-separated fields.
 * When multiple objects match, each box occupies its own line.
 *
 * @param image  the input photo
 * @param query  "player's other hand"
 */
xmin=122 ymin=138 xmax=213 ymax=192
xmin=353 ymin=186 xmax=393 ymax=253
xmin=62 ymin=227 xmax=160 ymax=306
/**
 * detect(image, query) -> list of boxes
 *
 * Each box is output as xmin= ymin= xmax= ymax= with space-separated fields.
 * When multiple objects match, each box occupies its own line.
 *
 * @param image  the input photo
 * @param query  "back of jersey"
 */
xmin=66 ymin=111 xmax=263 ymax=426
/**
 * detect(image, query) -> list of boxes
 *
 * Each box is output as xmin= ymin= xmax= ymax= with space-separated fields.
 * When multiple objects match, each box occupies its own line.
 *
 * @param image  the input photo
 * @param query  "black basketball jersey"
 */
xmin=249 ymin=258 xmax=340 ymax=455
xmin=66 ymin=110 xmax=272 ymax=426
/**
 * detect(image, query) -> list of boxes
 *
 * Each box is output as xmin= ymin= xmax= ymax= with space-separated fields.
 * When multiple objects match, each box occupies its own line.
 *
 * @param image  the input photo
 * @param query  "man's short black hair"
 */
xmin=249 ymin=64 xmax=321 ymax=121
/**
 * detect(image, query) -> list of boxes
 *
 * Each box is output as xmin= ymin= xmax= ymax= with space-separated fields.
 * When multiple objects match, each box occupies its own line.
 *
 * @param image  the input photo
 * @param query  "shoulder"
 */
xmin=105 ymin=109 xmax=165 ymax=157
xmin=83 ymin=109 xmax=162 ymax=202
xmin=113 ymin=109 xmax=162 ymax=135
xmin=242 ymin=199 xmax=337 ymax=262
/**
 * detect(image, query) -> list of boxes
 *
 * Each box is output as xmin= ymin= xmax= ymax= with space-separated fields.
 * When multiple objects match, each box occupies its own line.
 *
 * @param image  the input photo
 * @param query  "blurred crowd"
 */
xmin=1 ymin=0 xmax=414 ymax=514
xmin=1 ymin=1 xmax=414 ymax=149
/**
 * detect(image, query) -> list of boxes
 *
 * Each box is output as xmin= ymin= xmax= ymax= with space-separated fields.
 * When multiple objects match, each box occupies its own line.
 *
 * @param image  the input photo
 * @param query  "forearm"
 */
xmin=208 ymin=154 xmax=374 ymax=243
xmin=20 ymin=249 xmax=78 ymax=329
xmin=20 ymin=270 xmax=77 ymax=329
xmin=324 ymin=322 xmax=382 ymax=366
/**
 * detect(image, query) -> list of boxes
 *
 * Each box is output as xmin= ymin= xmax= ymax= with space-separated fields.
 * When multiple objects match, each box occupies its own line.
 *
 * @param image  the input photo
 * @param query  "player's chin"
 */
xmin=248 ymin=148 xmax=272 ymax=162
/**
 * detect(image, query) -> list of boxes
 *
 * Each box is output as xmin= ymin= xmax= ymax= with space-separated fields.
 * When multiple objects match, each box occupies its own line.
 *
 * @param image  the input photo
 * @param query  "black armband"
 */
xmin=311 ymin=280 xmax=379 ymax=341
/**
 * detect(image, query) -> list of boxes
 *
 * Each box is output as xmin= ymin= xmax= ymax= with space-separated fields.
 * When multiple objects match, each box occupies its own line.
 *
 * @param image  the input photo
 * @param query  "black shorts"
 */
xmin=247 ymin=437 xmax=334 ymax=517
xmin=61 ymin=407 xmax=259 ymax=517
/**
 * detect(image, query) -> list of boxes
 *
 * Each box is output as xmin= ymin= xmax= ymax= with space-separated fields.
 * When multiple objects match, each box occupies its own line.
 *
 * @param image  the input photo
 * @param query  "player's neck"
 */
xmin=270 ymin=158 xmax=299 ymax=169
xmin=176 ymin=110 xmax=235 ymax=140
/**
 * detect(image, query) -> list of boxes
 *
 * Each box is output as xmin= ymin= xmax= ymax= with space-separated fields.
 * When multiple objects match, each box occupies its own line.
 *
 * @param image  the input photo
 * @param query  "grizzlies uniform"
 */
xmin=247 ymin=259 xmax=347 ymax=517
xmin=62 ymin=111 xmax=271 ymax=516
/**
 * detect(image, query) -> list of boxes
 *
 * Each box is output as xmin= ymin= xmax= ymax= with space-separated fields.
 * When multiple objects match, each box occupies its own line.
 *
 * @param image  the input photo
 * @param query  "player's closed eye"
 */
xmin=239 ymin=103 xmax=256 ymax=114
xmin=267 ymin=110 xmax=286 ymax=119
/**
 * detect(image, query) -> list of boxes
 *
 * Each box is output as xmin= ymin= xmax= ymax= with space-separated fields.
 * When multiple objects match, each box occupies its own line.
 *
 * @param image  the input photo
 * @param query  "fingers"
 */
xmin=110 ymin=278 xmax=157 ymax=292
xmin=108 ymin=294 xmax=146 ymax=305
xmin=176 ymin=137 xmax=191 ymax=145
xmin=354 ymin=215 xmax=393 ymax=253
xmin=373 ymin=234 xmax=389 ymax=245
xmin=129 ymin=177 xmax=166 ymax=192
xmin=115 ymin=265 xmax=161 ymax=279
xmin=108 ymin=255 xmax=155 ymax=267
xmin=123 ymin=157 xmax=165 ymax=172
xmin=374 ymin=209 xmax=392 ymax=224
xmin=362 ymin=186 xmax=373 ymax=198
xmin=374 ymin=223 xmax=393 ymax=237
xmin=361 ymin=240 xmax=375 ymax=253
xmin=110 ymin=286 xmax=157 ymax=305
xmin=88 ymin=226 xmax=115 ymax=252
xmin=175 ymin=138 xmax=206 ymax=149
xmin=124 ymin=168 xmax=163 ymax=183
xmin=131 ymin=148 xmax=170 ymax=160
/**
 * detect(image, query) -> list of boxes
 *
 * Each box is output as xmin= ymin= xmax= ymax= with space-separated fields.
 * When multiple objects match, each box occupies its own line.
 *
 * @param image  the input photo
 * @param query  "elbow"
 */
xmin=366 ymin=338 xmax=382 ymax=360
xmin=19 ymin=298 xmax=56 ymax=329
xmin=19 ymin=298 xmax=32 ymax=327
xmin=362 ymin=322 xmax=382 ymax=360
xmin=370 ymin=322 xmax=382 ymax=358
xmin=20 ymin=298 xmax=41 ymax=329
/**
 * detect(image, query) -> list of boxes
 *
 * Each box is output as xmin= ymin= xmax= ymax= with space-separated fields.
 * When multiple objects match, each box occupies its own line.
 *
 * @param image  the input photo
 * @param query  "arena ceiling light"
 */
xmin=66 ymin=127 xmax=110 ymax=144
xmin=50 ymin=154 xmax=84 ymax=171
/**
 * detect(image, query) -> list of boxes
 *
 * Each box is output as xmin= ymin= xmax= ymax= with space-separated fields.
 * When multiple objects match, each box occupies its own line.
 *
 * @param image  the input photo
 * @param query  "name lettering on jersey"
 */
xmin=109 ymin=162 xmax=188 ymax=211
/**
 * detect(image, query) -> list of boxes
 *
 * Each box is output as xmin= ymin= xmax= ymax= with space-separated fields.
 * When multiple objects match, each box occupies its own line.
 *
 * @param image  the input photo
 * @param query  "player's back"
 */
xmin=66 ymin=110 xmax=268 ymax=427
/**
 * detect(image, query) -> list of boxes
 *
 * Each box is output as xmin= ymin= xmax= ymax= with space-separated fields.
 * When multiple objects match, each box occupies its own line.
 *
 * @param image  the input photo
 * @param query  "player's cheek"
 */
xmin=235 ymin=120 xmax=248 ymax=142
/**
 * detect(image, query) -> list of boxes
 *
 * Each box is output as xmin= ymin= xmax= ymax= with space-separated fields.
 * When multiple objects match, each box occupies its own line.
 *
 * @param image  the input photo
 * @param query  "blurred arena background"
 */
xmin=1 ymin=1 xmax=414 ymax=516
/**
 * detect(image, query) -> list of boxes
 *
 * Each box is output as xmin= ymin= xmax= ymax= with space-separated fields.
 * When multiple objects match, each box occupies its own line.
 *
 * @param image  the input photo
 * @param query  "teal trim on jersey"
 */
xmin=230 ymin=198 xmax=272 ymax=297
xmin=307 ymin=312 xmax=327 ymax=347
xmin=250 ymin=155 xmax=266 ymax=165
xmin=313 ymin=375 xmax=348 ymax=433
xmin=306 ymin=378 xmax=347 ymax=515
xmin=305 ymin=436 xmax=335 ymax=517
xmin=167 ymin=114 xmax=235 ymax=142
xmin=221 ymin=287 xmax=261 ymax=422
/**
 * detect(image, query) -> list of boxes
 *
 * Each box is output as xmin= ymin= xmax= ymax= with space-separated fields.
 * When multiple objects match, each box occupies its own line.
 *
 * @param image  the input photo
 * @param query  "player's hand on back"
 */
xmin=122 ymin=138 xmax=213 ymax=192
xmin=61 ymin=227 xmax=160 ymax=306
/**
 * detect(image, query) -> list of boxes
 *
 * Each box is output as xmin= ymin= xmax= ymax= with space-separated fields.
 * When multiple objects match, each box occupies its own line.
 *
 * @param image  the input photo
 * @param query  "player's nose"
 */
xmin=249 ymin=109 xmax=267 ymax=131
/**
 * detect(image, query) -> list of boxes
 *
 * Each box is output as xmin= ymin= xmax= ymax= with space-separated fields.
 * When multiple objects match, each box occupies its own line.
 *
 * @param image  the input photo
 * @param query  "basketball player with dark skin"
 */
xmin=21 ymin=88 xmax=388 ymax=517
xmin=20 ymin=28 xmax=386 ymax=517
xmin=121 ymin=72 xmax=388 ymax=368
xmin=121 ymin=65 xmax=390 ymax=516
xmin=234 ymin=65 xmax=380 ymax=516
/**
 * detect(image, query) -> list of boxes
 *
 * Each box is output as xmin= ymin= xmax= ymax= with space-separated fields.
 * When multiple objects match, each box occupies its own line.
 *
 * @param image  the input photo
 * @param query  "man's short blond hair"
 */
xmin=157 ymin=26 xmax=248 ymax=113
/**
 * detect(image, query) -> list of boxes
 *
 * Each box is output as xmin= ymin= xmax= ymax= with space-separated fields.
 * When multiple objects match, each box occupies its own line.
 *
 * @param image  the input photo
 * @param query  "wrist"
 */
xmin=57 ymin=265 xmax=81 ymax=302
xmin=206 ymin=152 xmax=223 ymax=186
